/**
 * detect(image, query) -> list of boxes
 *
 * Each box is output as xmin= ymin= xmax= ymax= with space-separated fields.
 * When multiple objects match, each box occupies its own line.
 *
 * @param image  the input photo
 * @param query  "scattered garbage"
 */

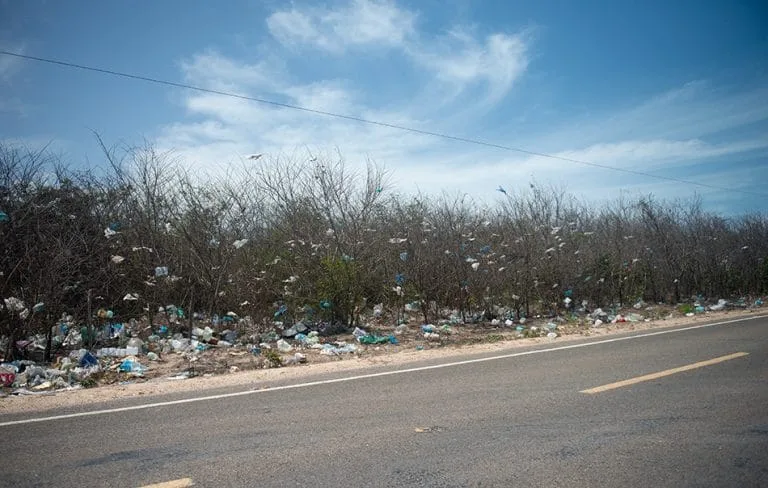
xmin=97 ymin=347 xmax=130 ymax=357
xmin=3 ymin=297 xmax=25 ymax=313
xmin=276 ymin=339 xmax=293 ymax=353
xmin=359 ymin=334 xmax=395 ymax=345
xmin=119 ymin=357 xmax=146 ymax=375
xmin=319 ymin=343 xmax=357 ymax=355
xmin=285 ymin=353 xmax=307 ymax=365
xmin=0 ymin=371 xmax=15 ymax=387
xmin=271 ymin=305 xmax=287 ymax=319
xmin=353 ymin=327 xmax=367 ymax=340
xmin=282 ymin=323 xmax=308 ymax=338
xmin=709 ymin=299 xmax=727 ymax=311
xmin=3 ymin=290 xmax=757 ymax=396
xmin=590 ymin=308 xmax=607 ymax=320
xmin=79 ymin=351 xmax=98 ymax=367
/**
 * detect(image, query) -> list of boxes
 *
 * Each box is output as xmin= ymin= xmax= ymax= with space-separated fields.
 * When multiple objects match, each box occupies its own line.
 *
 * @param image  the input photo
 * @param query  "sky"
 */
xmin=1 ymin=0 xmax=767 ymax=215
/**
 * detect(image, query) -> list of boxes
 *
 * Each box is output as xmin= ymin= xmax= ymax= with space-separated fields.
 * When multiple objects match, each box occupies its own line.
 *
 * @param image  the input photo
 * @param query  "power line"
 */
xmin=1 ymin=49 xmax=766 ymax=198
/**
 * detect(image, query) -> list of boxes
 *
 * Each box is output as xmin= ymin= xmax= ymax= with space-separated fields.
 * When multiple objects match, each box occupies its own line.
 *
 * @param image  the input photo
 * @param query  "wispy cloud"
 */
xmin=534 ymin=81 xmax=768 ymax=150
xmin=178 ymin=50 xmax=285 ymax=94
xmin=266 ymin=0 xmax=529 ymax=107
xmin=409 ymin=28 xmax=530 ymax=105
xmin=154 ymin=0 xmax=768 ymax=209
xmin=266 ymin=0 xmax=417 ymax=53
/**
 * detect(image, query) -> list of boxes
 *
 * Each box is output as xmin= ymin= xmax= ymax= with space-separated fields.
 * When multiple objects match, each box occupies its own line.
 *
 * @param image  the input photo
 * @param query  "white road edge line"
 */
xmin=2 ymin=314 xmax=765 ymax=427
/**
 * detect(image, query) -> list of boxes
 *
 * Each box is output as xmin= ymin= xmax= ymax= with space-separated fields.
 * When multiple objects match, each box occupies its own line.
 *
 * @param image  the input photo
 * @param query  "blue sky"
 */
xmin=1 ymin=0 xmax=767 ymax=214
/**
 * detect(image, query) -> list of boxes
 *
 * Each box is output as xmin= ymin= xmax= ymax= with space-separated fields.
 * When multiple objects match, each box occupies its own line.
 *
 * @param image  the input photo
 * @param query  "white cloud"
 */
xmin=158 ymin=46 xmax=768 ymax=201
xmin=154 ymin=2 xmax=767 ymax=211
xmin=541 ymin=138 xmax=768 ymax=172
xmin=357 ymin=137 xmax=767 ymax=201
xmin=265 ymin=1 xmax=529 ymax=106
xmin=411 ymin=29 xmax=529 ymax=105
xmin=282 ymin=80 xmax=360 ymax=114
xmin=534 ymin=81 xmax=768 ymax=150
xmin=266 ymin=0 xmax=416 ymax=53
xmin=179 ymin=50 xmax=283 ymax=93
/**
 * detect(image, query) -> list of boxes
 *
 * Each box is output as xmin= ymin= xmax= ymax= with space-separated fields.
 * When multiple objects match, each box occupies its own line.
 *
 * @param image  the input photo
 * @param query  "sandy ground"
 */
xmin=1 ymin=308 xmax=764 ymax=415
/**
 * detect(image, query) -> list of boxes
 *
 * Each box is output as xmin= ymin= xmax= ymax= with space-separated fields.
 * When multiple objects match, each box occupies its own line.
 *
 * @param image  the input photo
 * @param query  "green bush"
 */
xmin=262 ymin=348 xmax=283 ymax=368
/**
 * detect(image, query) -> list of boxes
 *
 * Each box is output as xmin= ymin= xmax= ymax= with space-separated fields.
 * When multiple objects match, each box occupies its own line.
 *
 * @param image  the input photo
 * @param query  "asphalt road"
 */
xmin=2 ymin=315 xmax=767 ymax=487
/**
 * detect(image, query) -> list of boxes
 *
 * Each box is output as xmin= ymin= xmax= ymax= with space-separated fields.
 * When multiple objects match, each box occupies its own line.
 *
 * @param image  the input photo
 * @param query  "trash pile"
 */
xmin=0 ymin=309 xmax=371 ymax=393
xmin=0 ymin=348 xmax=144 ymax=395
xmin=1 ymin=295 xmax=764 ymax=395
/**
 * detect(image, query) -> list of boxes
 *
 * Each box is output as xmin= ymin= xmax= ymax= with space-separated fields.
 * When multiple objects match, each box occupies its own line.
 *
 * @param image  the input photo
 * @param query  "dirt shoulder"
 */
xmin=1 ymin=308 xmax=764 ymax=415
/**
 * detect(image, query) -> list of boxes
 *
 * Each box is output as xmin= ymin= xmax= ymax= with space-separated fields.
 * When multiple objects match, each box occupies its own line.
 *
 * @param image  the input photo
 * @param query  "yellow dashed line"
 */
xmin=581 ymin=352 xmax=749 ymax=394
xmin=138 ymin=478 xmax=194 ymax=488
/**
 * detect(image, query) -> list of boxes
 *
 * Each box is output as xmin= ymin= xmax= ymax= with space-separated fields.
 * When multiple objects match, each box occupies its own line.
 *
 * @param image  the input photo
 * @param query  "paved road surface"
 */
xmin=2 ymin=315 xmax=767 ymax=487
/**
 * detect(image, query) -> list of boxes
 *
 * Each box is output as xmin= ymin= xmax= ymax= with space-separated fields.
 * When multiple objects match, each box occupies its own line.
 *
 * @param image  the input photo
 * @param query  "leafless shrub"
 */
xmin=1 ymin=141 xmax=766 ymax=355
